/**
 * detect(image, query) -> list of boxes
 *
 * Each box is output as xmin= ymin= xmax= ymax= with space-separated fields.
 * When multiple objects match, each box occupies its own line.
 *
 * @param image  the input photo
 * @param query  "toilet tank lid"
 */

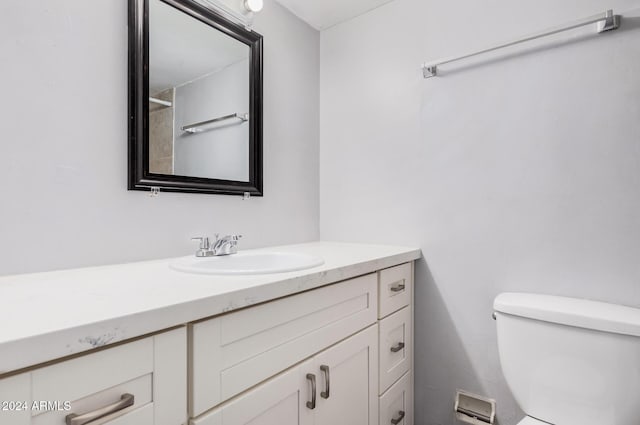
xmin=494 ymin=293 xmax=640 ymax=337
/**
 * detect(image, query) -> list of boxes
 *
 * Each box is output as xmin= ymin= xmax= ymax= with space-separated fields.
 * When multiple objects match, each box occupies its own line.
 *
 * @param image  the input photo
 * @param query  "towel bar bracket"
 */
xmin=597 ymin=11 xmax=620 ymax=33
xmin=423 ymin=66 xmax=437 ymax=79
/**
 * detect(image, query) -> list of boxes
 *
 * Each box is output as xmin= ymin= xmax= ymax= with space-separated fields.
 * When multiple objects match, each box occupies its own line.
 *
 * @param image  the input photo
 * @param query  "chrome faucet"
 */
xmin=191 ymin=234 xmax=242 ymax=257
xmin=211 ymin=234 xmax=242 ymax=255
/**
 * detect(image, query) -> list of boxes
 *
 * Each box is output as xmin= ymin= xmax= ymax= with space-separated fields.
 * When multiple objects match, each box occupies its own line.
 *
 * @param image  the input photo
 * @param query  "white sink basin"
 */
xmin=170 ymin=252 xmax=325 ymax=275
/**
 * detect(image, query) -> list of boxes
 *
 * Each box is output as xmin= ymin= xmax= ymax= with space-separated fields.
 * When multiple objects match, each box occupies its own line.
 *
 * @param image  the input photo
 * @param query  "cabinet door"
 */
xmin=191 ymin=360 xmax=314 ymax=425
xmin=314 ymin=325 xmax=379 ymax=425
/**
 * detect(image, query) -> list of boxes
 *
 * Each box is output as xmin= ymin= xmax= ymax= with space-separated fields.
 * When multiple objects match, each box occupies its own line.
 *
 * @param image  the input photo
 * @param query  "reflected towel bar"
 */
xmin=149 ymin=97 xmax=172 ymax=107
xmin=422 ymin=9 xmax=620 ymax=78
xmin=181 ymin=113 xmax=249 ymax=133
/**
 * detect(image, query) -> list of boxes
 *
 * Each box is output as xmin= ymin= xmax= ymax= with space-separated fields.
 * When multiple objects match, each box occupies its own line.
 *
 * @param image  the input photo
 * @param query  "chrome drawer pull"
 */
xmin=390 ymin=342 xmax=405 ymax=353
xmin=391 ymin=410 xmax=405 ymax=424
xmin=306 ymin=373 xmax=316 ymax=409
xmin=66 ymin=393 xmax=134 ymax=425
xmin=390 ymin=282 xmax=405 ymax=293
xmin=320 ymin=365 xmax=330 ymax=399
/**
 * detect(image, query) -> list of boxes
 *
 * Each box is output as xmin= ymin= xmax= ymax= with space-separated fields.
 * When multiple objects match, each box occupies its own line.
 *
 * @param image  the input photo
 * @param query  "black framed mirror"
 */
xmin=128 ymin=0 xmax=263 ymax=195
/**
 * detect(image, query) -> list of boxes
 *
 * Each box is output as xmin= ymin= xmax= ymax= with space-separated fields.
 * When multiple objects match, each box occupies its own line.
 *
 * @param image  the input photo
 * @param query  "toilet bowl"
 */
xmin=494 ymin=292 xmax=640 ymax=425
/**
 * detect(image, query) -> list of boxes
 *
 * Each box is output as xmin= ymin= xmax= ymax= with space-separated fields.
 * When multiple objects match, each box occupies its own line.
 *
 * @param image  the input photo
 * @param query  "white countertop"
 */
xmin=0 ymin=241 xmax=420 ymax=375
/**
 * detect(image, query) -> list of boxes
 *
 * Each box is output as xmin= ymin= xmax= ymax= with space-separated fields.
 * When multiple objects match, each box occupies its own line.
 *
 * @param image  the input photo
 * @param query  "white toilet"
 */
xmin=494 ymin=292 xmax=640 ymax=425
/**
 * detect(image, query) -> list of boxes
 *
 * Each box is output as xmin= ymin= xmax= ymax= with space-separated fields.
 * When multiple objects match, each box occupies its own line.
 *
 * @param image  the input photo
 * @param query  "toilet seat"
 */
xmin=518 ymin=416 xmax=551 ymax=425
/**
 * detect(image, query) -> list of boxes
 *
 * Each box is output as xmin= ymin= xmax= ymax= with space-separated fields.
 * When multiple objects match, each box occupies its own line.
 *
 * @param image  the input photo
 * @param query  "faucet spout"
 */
xmin=212 ymin=234 xmax=242 ymax=256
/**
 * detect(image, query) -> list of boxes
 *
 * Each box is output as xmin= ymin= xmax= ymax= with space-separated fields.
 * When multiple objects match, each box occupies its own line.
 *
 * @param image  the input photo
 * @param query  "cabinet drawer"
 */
xmin=379 ymin=306 xmax=412 ymax=394
xmin=190 ymin=273 xmax=378 ymax=416
xmin=0 ymin=328 xmax=187 ymax=425
xmin=97 ymin=403 xmax=154 ymax=425
xmin=380 ymin=372 xmax=412 ymax=425
xmin=32 ymin=338 xmax=154 ymax=425
xmin=0 ymin=374 xmax=30 ymax=425
xmin=378 ymin=263 xmax=411 ymax=319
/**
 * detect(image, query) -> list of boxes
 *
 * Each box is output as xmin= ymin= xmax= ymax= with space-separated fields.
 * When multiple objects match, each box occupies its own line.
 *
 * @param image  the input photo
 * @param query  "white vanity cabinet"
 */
xmin=0 ymin=328 xmax=187 ymax=425
xmin=189 ymin=261 xmax=414 ymax=425
xmin=0 ymin=251 xmax=416 ymax=425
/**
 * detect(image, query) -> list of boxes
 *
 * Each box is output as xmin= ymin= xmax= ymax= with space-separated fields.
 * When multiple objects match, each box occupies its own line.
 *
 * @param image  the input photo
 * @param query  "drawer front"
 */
xmin=32 ymin=338 xmax=154 ymax=424
xmin=380 ymin=372 xmax=412 ymax=425
xmin=0 ymin=374 xmax=30 ymax=425
xmin=379 ymin=307 xmax=412 ymax=394
xmin=378 ymin=263 xmax=412 ymax=319
xmin=29 ymin=328 xmax=186 ymax=425
xmin=191 ymin=273 xmax=378 ymax=416
xmin=34 ymin=399 xmax=155 ymax=425
xmin=100 ymin=403 xmax=154 ymax=425
xmin=33 ymin=375 xmax=152 ymax=425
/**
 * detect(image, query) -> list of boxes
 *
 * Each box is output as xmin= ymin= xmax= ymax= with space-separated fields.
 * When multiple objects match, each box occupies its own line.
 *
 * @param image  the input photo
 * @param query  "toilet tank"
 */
xmin=494 ymin=293 xmax=640 ymax=425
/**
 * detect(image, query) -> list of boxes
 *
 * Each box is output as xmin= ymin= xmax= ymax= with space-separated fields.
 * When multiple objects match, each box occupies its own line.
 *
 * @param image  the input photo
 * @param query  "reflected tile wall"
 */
xmin=149 ymin=88 xmax=174 ymax=174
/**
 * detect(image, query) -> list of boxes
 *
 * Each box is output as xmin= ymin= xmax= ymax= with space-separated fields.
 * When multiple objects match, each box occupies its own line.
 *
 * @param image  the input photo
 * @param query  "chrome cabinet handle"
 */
xmin=390 ymin=282 xmax=405 ymax=292
xmin=66 ymin=393 xmax=134 ymax=425
xmin=391 ymin=410 xmax=405 ymax=424
xmin=390 ymin=342 xmax=405 ymax=353
xmin=320 ymin=365 xmax=330 ymax=399
xmin=306 ymin=373 xmax=316 ymax=409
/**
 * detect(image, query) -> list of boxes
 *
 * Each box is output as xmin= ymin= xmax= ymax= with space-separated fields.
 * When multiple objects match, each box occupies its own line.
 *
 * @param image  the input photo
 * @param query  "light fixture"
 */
xmin=243 ymin=0 xmax=263 ymax=13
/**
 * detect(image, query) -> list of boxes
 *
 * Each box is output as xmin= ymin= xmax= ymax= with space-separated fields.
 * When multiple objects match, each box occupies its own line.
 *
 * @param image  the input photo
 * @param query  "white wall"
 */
xmin=320 ymin=1 xmax=640 ymax=424
xmin=174 ymin=59 xmax=250 ymax=181
xmin=0 ymin=0 xmax=319 ymax=276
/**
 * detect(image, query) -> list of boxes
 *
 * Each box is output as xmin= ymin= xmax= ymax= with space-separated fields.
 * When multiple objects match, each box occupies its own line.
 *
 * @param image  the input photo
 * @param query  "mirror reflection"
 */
xmin=149 ymin=0 xmax=251 ymax=181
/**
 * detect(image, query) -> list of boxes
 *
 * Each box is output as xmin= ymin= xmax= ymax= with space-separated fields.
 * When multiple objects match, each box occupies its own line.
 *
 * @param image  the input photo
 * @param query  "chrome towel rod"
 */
xmin=149 ymin=97 xmax=172 ymax=107
xmin=422 ymin=9 xmax=620 ymax=78
xmin=182 ymin=113 xmax=249 ymax=134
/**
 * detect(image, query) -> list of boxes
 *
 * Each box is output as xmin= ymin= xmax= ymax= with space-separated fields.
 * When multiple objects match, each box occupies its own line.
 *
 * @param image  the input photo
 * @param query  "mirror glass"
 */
xmin=128 ymin=0 xmax=263 ymax=196
xmin=149 ymin=0 xmax=250 ymax=181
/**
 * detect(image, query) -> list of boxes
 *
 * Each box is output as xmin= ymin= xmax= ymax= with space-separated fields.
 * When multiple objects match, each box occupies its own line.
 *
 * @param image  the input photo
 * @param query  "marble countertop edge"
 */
xmin=0 ymin=241 xmax=421 ymax=375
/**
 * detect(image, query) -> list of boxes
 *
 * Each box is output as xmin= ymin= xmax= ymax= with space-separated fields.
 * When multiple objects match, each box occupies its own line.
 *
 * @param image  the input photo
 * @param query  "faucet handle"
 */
xmin=191 ymin=237 xmax=210 ymax=250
